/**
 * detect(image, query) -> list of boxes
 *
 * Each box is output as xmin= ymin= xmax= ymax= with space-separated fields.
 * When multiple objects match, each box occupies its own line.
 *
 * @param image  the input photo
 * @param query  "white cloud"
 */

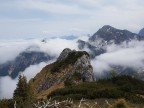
xmin=91 ymin=40 xmax=144 ymax=76
xmin=0 ymin=60 xmax=55 ymax=99
xmin=23 ymin=60 xmax=55 ymax=81
xmin=31 ymin=38 xmax=79 ymax=57
xmin=0 ymin=40 xmax=31 ymax=64
xmin=0 ymin=38 xmax=79 ymax=64
xmin=1 ymin=38 xmax=144 ymax=99
xmin=0 ymin=38 xmax=79 ymax=99
xmin=91 ymin=59 xmax=111 ymax=76
xmin=0 ymin=76 xmax=18 ymax=99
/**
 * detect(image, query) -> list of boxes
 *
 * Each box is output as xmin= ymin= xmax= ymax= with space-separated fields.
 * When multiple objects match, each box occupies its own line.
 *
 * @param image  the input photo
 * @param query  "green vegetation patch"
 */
xmin=0 ymin=99 xmax=15 ymax=108
xmin=48 ymin=75 xmax=144 ymax=103
xmin=51 ymin=51 xmax=89 ymax=72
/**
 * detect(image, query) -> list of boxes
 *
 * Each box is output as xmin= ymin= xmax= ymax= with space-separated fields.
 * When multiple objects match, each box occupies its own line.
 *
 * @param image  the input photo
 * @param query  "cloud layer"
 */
xmin=0 ymin=38 xmax=79 ymax=99
xmin=1 ymin=38 xmax=144 ymax=99
xmin=91 ymin=40 xmax=144 ymax=77
xmin=0 ymin=38 xmax=79 ymax=64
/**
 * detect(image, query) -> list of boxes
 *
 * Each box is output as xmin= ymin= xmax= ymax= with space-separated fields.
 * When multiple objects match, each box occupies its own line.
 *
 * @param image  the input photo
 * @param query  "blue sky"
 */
xmin=0 ymin=0 xmax=144 ymax=39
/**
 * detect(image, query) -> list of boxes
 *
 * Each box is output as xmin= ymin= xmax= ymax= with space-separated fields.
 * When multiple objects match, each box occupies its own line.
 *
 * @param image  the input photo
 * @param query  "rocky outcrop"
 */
xmin=70 ymin=53 xmax=95 ymax=81
xmin=29 ymin=48 xmax=95 ymax=98
xmin=57 ymin=48 xmax=71 ymax=61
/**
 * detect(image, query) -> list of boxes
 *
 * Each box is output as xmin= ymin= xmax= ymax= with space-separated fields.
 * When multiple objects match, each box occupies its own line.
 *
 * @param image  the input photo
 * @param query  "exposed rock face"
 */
xmin=57 ymin=48 xmax=71 ymax=61
xmin=0 ymin=51 xmax=53 ymax=79
xmin=71 ymin=54 xmax=95 ymax=81
xmin=56 ymin=48 xmax=95 ymax=82
xmin=30 ymin=48 xmax=95 ymax=98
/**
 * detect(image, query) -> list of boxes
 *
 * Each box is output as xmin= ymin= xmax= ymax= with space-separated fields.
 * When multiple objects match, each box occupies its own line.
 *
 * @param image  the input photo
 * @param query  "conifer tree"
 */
xmin=13 ymin=75 xmax=29 ymax=101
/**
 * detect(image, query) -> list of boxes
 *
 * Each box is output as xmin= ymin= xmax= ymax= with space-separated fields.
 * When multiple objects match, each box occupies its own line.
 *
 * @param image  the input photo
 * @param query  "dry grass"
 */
xmin=29 ymin=63 xmax=73 ymax=99
xmin=36 ymin=82 xmax=64 ymax=99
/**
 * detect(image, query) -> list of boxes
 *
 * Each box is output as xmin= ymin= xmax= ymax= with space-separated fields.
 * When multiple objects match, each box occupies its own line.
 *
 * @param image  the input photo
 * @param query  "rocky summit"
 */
xmin=89 ymin=25 xmax=144 ymax=44
xmin=29 ymin=48 xmax=95 ymax=99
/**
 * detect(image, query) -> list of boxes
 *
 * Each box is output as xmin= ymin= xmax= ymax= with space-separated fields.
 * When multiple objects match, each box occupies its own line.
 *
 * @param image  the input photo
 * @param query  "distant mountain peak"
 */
xmin=89 ymin=25 xmax=143 ymax=44
xmin=100 ymin=25 xmax=116 ymax=31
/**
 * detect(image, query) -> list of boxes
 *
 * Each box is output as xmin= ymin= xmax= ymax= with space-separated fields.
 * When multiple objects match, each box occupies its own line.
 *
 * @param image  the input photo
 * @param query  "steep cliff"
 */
xmin=29 ymin=48 xmax=95 ymax=99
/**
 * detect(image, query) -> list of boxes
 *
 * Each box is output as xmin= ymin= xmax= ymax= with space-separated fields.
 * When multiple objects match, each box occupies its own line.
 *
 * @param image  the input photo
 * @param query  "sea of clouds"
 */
xmin=0 ymin=36 xmax=144 ymax=99
xmin=0 ymin=37 xmax=80 ymax=99
xmin=91 ymin=40 xmax=144 ymax=77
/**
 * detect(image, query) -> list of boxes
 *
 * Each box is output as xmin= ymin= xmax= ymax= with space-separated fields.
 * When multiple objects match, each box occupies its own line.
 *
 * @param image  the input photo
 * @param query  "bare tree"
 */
xmin=14 ymin=101 xmax=16 ymax=108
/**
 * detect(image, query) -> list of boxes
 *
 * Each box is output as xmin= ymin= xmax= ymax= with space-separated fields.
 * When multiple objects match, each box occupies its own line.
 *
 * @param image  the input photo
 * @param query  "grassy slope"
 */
xmin=29 ymin=64 xmax=72 ymax=99
xmin=48 ymin=75 xmax=144 ymax=104
xmin=29 ymin=51 xmax=89 ymax=99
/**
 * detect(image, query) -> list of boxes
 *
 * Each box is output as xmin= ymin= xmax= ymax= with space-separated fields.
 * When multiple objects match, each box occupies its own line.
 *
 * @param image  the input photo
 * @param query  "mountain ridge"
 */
xmin=29 ymin=48 xmax=95 ymax=99
xmin=89 ymin=25 xmax=144 ymax=44
xmin=77 ymin=25 xmax=144 ymax=79
xmin=1 ymin=25 xmax=144 ymax=80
